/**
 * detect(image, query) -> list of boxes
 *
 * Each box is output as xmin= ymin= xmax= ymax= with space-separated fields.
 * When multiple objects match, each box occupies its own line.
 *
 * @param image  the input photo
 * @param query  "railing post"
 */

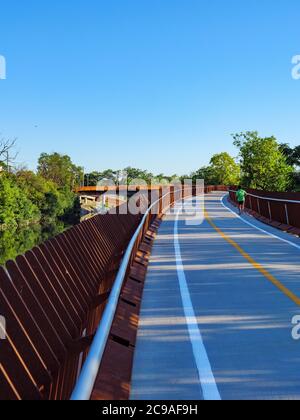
xmin=285 ymin=204 xmax=290 ymax=225
xmin=170 ymin=186 xmax=175 ymax=206
xmin=268 ymin=201 xmax=272 ymax=220
xmin=257 ymin=198 xmax=261 ymax=215
xmin=159 ymin=187 xmax=163 ymax=215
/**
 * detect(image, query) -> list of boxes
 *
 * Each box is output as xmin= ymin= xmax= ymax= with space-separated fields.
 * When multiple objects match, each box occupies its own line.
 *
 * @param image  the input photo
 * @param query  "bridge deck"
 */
xmin=131 ymin=192 xmax=300 ymax=400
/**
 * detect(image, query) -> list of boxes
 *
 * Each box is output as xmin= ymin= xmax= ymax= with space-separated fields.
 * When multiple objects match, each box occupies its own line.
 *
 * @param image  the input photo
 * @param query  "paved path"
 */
xmin=131 ymin=192 xmax=300 ymax=400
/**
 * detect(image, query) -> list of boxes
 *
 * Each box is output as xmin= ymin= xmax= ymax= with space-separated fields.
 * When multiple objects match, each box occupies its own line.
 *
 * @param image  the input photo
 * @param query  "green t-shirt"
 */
xmin=236 ymin=189 xmax=247 ymax=202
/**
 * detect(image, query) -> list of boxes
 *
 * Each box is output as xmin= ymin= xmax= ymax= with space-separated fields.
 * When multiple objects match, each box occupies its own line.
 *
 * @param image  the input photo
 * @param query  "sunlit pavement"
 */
xmin=131 ymin=192 xmax=300 ymax=400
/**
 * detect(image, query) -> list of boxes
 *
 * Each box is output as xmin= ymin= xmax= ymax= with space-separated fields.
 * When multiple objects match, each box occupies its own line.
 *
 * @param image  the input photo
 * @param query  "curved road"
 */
xmin=131 ymin=192 xmax=300 ymax=400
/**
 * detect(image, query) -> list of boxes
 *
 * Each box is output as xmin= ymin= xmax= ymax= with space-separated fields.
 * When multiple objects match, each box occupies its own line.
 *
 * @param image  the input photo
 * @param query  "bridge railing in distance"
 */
xmin=229 ymin=187 xmax=300 ymax=232
xmin=0 ymin=184 xmax=226 ymax=401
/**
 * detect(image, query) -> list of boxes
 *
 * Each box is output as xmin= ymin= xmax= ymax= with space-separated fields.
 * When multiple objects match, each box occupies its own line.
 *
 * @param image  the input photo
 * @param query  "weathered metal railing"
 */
xmin=0 ymin=210 xmax=142 ymax=400
xmin=229 ymin=187 xmax=300 ymax=230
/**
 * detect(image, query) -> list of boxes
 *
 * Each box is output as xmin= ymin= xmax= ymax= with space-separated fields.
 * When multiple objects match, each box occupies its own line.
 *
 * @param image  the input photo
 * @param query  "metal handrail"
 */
xmin=71 ymin=189 xmax=185 ymax=400
xmin=229 ymin=189 xmax=300 ymax=204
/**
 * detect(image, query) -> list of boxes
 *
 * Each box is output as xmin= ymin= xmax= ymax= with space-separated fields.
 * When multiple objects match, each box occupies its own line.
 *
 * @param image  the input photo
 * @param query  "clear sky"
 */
xmin=0 ymin=0 xmax=300 ymax=175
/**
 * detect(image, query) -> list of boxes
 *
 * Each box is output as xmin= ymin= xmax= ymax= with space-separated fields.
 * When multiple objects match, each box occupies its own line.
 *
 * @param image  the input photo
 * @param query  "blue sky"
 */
xmin=0 ymin=0 xmax=300 ymax=175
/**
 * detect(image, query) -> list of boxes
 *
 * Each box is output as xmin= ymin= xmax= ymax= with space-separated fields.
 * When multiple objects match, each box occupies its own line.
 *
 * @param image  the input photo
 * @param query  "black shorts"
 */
xmin=238 ymin=200 xmax=245 ymax=205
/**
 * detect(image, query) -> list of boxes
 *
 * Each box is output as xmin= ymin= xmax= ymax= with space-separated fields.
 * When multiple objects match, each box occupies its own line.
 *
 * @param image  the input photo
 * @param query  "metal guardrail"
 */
xmin=229 ymin=190 xmax=300 ymax=204
xmin=229 ymin=188 xmax=300 ymax=228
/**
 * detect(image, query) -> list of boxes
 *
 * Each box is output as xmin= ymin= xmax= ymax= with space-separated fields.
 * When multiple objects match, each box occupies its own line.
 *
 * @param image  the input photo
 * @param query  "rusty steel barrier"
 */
xmin=229 ymin=187 xmax=300 ymax=230
xmin=0 ymin=211 xmax=142 ymax=400
xmin=0 ymin=185 xmax=226 ymax=400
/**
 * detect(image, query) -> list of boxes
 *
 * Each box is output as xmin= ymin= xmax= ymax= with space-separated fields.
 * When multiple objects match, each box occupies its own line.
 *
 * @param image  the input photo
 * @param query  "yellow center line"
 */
xmin=204 ymin=210 xmax=300 ymax=307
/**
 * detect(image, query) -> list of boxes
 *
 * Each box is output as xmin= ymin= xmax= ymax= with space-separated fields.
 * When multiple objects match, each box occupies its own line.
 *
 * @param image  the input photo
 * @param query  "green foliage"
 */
xmin=0 ymin=152 xmax=82 ymax=265
xmin=0 ymin=225 xmax=42 ymax=265
xmin=38 ymin=152 xmax=83 ymax=188
xmin=85 ymin=168 xmax=181 ymax=187
xmin=15 ymin=170 xmax=80 ymax=225
xmin=192 ymin=153 xmax=240 ymax=186
xmin=233 ymin=131 xmax=293 ymax=191
xmin=0 ymin=175 xmax=39 ymax=229
xmin=84 ymin=170 xmax=118 ymax=186
xmin=279 ymin=144 xmax=300 ymax=167
xmin=191 ymin=166 xmax=214 ymax=184
xmin=209 ymin=153 xmax=241 ymax=185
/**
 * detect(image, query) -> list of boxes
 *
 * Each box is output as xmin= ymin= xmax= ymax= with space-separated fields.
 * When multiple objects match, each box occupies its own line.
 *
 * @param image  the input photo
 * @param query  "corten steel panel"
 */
xmin=0 ymin=268 xmax=54 ymax=400
xmin=0 ymin=267 xmax=60 ymax=373
xmin=71 ymin=222 xmax=111 ymax=284
xmin=52 ymin=235 xmax=96 ymax=299
xmin=90 ymin=219 xmax=115 ymax=264
xmin=25 ymin=249 xmax=79 ymax=338
xmin=0 ymin=336 xmax=43 ymax=400
xmin=287 ymin=203 xmax=300 ymax=228
xmin=45 ymin=240 xmax=91 ymax=309
xmin=92 ymin=218 xmax=116 ymax=256
xmin=65 ymin=227 xmax=100 ymax=289
xmin=16 ymin=253 xmax=73 ymax=343
xmin=258 ymin=199 xmax=270 ymax=220
xmin=268 ymin=201 xmax=287 ymax=225
xmin=0 ymin=205 xmax=142 ymax=399
xmin=77 ymin=221 xmax=107 ymax=266
xmin=39 ymin=243 xmax=87 ymax=321
xmin=63 ymin=226 xmax=100 ymax=287
xmin=6 ymin=260 xmax=67 ymax=361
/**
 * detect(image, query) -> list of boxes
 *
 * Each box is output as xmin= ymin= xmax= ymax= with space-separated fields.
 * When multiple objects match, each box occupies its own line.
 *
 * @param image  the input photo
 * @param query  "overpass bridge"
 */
xmin=1 ymin=186 xmax=300 ymax=400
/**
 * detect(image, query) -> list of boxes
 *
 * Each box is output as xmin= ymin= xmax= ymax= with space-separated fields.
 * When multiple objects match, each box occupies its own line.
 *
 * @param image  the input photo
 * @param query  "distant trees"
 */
xmin=192 ymin=153 xmax=240 ymax=186
xmin=279 ymin=143 xmax=300 ymax=191
xmin=0 ymin=175 xmax=39 ymax=228
xmin=279 ymin=144 xmax=300 ymax=167
xmin=0 ymin=150 xmax=82 ymax=233
xmin=83 ymin=167 xmax=178 ymax=186
xmin=37 ymin=152 xmax=83 ymax=188
xmin=233 ymin=132 xmax=293 ymax=192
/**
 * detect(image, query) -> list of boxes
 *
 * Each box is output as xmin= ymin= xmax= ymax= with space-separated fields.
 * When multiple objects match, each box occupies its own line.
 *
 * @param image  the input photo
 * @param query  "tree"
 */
xmin=37 ymin=152 xmax=83 ymax=189
xmin=279 ymin=144 xmax=300 ymax=167
xmin=0 ymin=175 xmax=39 ymax=228
xmin=15 ymin=170 xmax=81 ymax=225
xmin=84 ymin=170 xmax=119 ymax=186
xmin=122 ymin=167 xmax=153 ymax=185
xmin=209 ymin=153 xmax=240 ymax=185
xmin=233 ymin=131 xmax=293 ymax=191
xmin=191 ymin=166 xmax=215 ymax=184
xmin=191 ymin=154 xmax=240 ymax=186
xmin=0 ymin=137 xmax=17 ymax=171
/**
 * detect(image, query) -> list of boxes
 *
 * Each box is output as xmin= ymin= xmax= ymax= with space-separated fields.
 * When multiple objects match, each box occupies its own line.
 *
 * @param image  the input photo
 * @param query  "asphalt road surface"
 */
xmin=131 ymin=192 xmax=300 ymax=400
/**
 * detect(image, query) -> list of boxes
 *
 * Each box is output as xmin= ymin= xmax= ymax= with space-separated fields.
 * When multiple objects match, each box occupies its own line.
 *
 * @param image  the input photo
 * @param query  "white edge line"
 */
xmin=221 ymin=194 xmax=300 ymax=251
xmin=174 ymin=204 xmax=221 ymax=401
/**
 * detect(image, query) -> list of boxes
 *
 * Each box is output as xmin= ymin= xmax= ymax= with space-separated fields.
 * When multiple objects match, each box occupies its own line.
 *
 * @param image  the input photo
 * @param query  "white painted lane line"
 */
xmin=174 ymin=205 xmax=221 ymax=401
xmin=220 ymin=195 xmax=300 ymax=251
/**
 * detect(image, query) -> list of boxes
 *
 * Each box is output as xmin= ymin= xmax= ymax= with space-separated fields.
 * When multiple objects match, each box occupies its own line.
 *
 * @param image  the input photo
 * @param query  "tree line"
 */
xmin=0 ymin=144 xmax=82 ymax=231
xmin=1 ymin=130 xmax=299 ymax=231
xmin=84 ymin=132 xmax=300 ymax=193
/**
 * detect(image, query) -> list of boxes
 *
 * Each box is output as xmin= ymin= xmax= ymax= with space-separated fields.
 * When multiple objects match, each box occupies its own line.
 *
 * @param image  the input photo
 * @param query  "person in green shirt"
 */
xmin=236 ymin=186 xmax=247 ymax=215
